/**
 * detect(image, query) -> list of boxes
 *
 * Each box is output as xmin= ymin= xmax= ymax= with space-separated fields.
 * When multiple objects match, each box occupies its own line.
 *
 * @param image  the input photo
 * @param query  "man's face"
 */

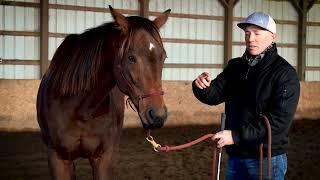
xmin=244 ymin=25 xmax=276 ymax=55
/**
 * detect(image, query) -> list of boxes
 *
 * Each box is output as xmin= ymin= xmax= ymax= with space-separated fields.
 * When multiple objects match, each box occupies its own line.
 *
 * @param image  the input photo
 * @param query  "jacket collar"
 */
xmin=242 ymin=42 xmax=278 ymax=69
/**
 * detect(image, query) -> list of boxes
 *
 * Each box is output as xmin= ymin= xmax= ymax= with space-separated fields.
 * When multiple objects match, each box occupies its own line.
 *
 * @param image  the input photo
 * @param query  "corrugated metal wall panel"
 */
xmin=49 ymin=0 xmax=139 ymax=9
xmin=150 ymin=0 xmax=223 ymax=16
xmin=164 ymin=43 xmax=223 ymax=64
xmin=307 ymin=26 xmax=320 ymax=45
xmin=278 ymin=47 xmax=298 ymax=66
xmin=232 ymin=45 xmax=246 ymax=59
xmin=0 ymin=5 xmax=39 ymax=79
xmin=150 ymin=0 xmax=224 ymax=81
xmin=48 ymin=37 xmax=64 ymax=60
xmin=306 ymin=71 xmax=320 ymax=81
xmin=48 ymin=0 xmax=139 ymax=61
xmin=306 ymin=4 xmax=320 ymax=81
xmin=235 ymin=0 xmax=297 ymax=21
xmin=1 ymin=35 xmax=39 ymax=60
xmin=0 ymin=65 xmax=39 ymax=79
xmin=308 ymin=3 xmax=320 ymax=22
xmin=157 ymin=17 xmax=223 ymax=40
xmin=306 ymin=48 xmax=320 ymax=81
xmin=162 ymin=68 xmax=223 ymax=81
xmin=14 ymin=0 xmax=39 ymax=2
xmin=2 ymin=6 xmax=39 ymax=31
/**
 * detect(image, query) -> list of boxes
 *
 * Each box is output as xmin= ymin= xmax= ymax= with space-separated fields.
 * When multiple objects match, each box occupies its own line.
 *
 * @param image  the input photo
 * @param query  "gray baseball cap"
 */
xmin=237 ymin=12 xmax=276 ymax=34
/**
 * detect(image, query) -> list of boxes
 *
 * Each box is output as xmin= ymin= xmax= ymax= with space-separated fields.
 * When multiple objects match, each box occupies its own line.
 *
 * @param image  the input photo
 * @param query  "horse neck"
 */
xmin=95 ymin=31 xmax=125 ymax=96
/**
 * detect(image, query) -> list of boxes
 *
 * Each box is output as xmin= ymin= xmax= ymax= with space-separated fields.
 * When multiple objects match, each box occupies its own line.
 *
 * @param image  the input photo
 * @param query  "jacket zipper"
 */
xmin=245 ymin=67 xmax=251 ymax=79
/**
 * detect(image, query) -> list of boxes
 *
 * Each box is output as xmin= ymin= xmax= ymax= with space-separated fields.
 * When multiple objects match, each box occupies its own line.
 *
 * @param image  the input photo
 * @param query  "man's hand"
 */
xmin=195 ymin=72 xmax=212 ymax=89
xmin=212 ymin=130 xmax=234 ymax=148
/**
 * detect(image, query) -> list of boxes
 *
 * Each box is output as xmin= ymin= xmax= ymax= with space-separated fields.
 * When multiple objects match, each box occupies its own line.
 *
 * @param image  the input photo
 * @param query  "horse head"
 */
xmin=110 ymin=6 xmax=170 ymax=130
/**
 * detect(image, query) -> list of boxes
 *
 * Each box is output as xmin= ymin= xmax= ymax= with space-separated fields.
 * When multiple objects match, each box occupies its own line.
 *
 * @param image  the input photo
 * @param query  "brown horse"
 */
xmin=36 ymin=6 xmax=170 ymax=180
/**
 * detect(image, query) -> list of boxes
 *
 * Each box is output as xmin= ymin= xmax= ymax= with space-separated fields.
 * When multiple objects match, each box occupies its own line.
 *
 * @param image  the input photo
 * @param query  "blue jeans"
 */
xmin=226 ymin=154 xmax=287 ymax=180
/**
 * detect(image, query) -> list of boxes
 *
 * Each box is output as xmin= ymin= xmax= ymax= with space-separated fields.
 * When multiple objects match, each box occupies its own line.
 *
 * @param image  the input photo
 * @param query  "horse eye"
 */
xmin=128 ymin=55 xmax=136 ymax=63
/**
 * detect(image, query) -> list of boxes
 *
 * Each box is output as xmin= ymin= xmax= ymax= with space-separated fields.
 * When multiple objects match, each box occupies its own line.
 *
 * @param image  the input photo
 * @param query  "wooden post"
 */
xmin=139 ymin=0 xmax=149 ymax=18
xmin=40 ymin=0 xmax=49 ymax=78
xmin=218 ymin=0 xmax=239 ymax=68
xmin=290 ymin=0 xmax=316 ymax=81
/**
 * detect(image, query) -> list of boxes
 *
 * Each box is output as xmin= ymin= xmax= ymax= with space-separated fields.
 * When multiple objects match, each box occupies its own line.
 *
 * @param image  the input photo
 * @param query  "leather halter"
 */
xmin=115 ymin=64 xmax=164 ymax=112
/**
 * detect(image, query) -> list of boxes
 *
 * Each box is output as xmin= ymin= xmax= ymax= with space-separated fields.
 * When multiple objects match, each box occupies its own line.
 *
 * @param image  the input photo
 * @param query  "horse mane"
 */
xmin=45 ymin=16 xmax=163 ymax=96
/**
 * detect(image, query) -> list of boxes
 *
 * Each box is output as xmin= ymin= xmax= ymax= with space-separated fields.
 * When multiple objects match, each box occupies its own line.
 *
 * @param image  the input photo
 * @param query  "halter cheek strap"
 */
xmin=115 ymin=65 xmax=164 ymax=111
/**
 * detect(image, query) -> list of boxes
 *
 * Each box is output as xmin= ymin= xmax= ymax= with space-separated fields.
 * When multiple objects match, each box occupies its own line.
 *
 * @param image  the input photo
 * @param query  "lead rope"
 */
xmin=146 ymin=114 xmax=272 ymax=180
xmin=260 ymin=115 xmax=272 ymax=180
xmin=146 ymin=130 xmax=218 ymax=179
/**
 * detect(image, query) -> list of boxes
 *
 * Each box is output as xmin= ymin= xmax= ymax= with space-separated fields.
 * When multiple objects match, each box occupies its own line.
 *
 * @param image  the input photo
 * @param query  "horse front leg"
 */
xmin=48 ymin=148 xmax=76 ymax=180
xmin=89 ymin=150 xmax=117 ymax=180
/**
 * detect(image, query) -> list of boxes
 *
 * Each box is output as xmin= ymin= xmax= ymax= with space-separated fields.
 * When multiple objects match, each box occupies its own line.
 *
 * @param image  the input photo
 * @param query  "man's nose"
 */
xmin=248 ymin=34 xmax=255 ymax=41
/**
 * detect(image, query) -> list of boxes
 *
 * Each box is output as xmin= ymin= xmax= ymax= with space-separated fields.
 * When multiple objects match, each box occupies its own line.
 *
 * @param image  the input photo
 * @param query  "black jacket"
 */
xmin=192 ymin=44 xmax=300 ymax=158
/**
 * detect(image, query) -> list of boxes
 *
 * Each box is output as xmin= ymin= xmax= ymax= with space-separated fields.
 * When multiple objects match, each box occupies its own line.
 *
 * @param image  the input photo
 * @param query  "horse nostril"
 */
xmin=148 ymin=109 xmax=156 ymax=120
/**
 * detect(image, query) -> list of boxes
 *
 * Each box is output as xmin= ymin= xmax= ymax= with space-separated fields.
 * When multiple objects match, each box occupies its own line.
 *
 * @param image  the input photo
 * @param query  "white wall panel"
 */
xmin=307 ymin=48 xmax=320 ymax=67
xmin=0 ymin=65 xmax=39 ymax=79
xmin=234 ymin=0 xmax=297 ymax=21
xmin=1 ymin=36 xmax=39 ymax=60
xmin=1 ymin=6 xmax=39 ymax=31
xmin=0 ymin=6 xmax=3 ymax=30
xmin=14 ymin=0 xmax=40 ymax=2
xmin=50 ymin=9 xmax=117 ymax=34
xmin=48 ymin=37 xmax=64 ymax=60
xmin=276 ymin=24 xmax=297 ymax=44
xmin=306 ymin=4 xmax=320 ymax=81
xmin=49 ymin=0 xmax=139 ymax=10
xmin=150 ymin=0 xmax=223 ymax=16
xmin=308 ymin=3 xmax=320 ymax=22
xmin=162 ymin=68 xmax=222 ymax=81
xmin=307 ymin=26 xmax=320 ymax=45
xmin=164 ymin=43 xmax=223 ymax=65
xmin=150 ymin=0 xmax=224 ymax=81
xmin=232 ymin=45 xmax=246 ymax=59
xmin=156 ymin=17 xmax=223 ymax=41
xmin=3 ymin=6 xmax=14 ymax=30
xmin=277 ymin=47 xmax=297 ymax=67
xmin=306 ymin=71 xmax=320 ymax=81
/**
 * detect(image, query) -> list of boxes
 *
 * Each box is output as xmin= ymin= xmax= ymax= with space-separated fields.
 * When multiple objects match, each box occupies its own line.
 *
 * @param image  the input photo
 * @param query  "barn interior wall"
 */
xmin=2 ymin=0 xmax=319 ymax=81
xmin=0 ymin=80 xmax=319 ymax=131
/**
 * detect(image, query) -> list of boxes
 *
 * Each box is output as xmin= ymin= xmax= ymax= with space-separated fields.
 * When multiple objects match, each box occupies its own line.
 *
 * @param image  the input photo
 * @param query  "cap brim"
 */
xmin=237 ymin=22 xmax=270 ymax=32
xmin=237 ymin=22 xmax=254 ymax=30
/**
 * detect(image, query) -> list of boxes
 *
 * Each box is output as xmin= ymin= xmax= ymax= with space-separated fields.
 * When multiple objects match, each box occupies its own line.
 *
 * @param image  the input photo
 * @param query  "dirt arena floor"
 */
xmin=0 ymin=119 xmax=319 ymax=180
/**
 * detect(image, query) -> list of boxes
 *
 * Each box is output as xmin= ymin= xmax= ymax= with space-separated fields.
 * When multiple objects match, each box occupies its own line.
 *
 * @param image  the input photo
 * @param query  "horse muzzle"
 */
xmin=141 ymin=106 xmax=167 ymax=129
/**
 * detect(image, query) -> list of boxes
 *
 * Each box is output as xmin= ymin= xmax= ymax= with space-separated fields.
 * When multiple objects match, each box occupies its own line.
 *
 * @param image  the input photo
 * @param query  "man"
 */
xmin=192 ymin=12 xmax=300 ymax=179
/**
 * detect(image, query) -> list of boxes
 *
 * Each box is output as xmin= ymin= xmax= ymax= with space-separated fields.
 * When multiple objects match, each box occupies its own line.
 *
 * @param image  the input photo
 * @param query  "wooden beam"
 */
xmin=163 ymin=38 xmax=223 ymax=45
xmin=306 ymin=66 xmax=320 ymax=71
xmin=233 ymin=41 xmax=298 ymax=48
xmin=40 ymin=0 xmax=49 ymax=78
xmin=164 ymin=63 xmax=223 ymax=69
xmin=148 ymin=12 xmax=224 ymax=21
xmin=49 ymin=4 xmax=138 ymax=15
xmin=0 ymin=1 xmax=39 ymax=7
xmin=290 ymin=0 xmax=316 ymax=81
xmin=0 ymin=31 xmax=39 ymax=36
xmin=218 ymin=0 xmax=239 ymax=67
xmin=139 ymin=0 xmax=149 ymax=18
xmin=0 ymin=59 xmax=39 ymax=65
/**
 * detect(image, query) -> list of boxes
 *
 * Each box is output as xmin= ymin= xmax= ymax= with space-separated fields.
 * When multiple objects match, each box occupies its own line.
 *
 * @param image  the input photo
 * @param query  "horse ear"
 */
xmin=153 ymin=9 xmax=171 ymax=29
xmin=109 ymin=5 xmax=128 ymax=33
